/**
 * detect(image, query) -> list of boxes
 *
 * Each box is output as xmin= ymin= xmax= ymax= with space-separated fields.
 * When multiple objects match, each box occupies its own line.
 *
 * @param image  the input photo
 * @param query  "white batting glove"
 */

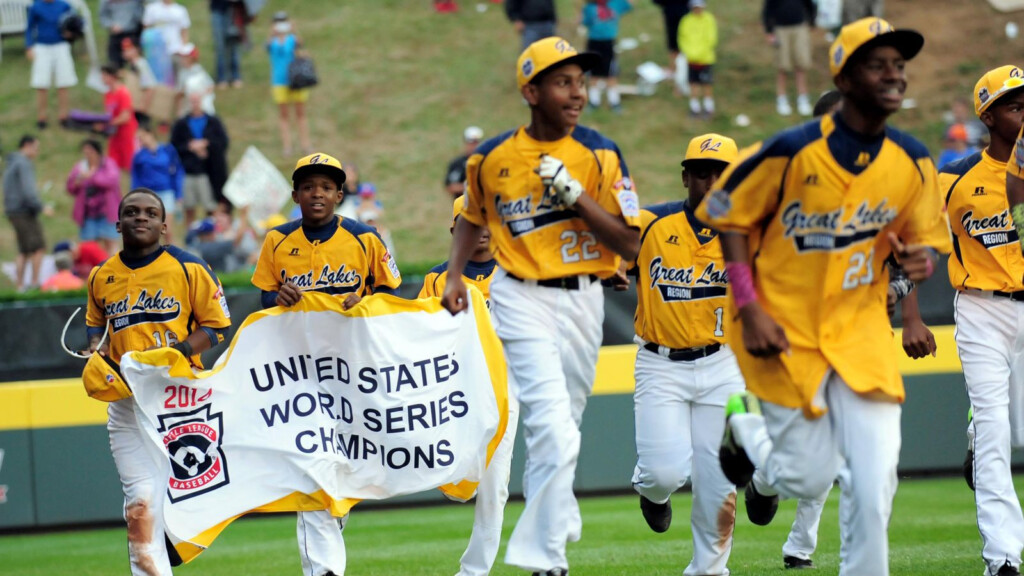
xmin=538 ymin=155 xmax=583 ymax=207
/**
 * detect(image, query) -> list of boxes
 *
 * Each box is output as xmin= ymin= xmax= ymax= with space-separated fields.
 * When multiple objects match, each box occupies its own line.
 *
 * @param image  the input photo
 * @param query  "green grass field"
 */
xmin=0 ymin=475 xmax=1004 ymax=575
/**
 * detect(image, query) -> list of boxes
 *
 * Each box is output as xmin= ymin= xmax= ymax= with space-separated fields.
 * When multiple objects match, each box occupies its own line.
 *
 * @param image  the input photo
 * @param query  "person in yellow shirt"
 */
xmin=947 ymin=65 xmax=1024 ymax=576
xmin=441 ymin=36 xmax=640 ymax=576
xmin=696 ymin=18 xmax=950 ymax=576
xmin=420 ymin=197 xmax=496 ymax=303
xmin=678 ymin=0 xmax=717 ymax=117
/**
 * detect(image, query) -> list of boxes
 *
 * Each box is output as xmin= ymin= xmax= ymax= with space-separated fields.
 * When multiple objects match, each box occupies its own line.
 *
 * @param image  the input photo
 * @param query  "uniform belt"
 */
xmin=506 ymin=272 xmax=599 ymax=290
xmin=993 ymin=290 xmax=1024 ymax=302
xmin=643 ymin=342 xmax=721 ymax=362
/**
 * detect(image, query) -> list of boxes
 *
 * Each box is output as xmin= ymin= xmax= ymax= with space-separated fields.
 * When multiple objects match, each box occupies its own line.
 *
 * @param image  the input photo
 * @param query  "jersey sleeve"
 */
xmin=363 ymin=232 xmax=402 ymax=292
xmin=695 ymin=142 xmax=785 ymax=234
xmin=418 ymin=273 xmax=439 ymax=298
xmin=1009 ymin=127 xmax=1024 ymax=182
xmin=627 ymin=209 xmax=658 ymax=272
xmin=898 ymin=157 xmax=953 ymax=254
xmin=186 ymin=262 xmax=232 ymax=331
xmin=595 ymin=147 xmax=641 ymax=229
xmin=938 ymin=170 xmax=958 ymax=207
xmin=251 ymin=232 xmax=282 ymax=292
xmin=461 ymin=152 xmax=486 ymax=227
xmin=85 ymin=266 xmax=106 ymax=332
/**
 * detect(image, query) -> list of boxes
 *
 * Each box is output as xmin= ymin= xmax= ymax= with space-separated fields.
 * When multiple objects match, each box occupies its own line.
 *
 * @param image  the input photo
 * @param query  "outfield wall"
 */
xmin=0 ymin=329 xmax=979 ymax=530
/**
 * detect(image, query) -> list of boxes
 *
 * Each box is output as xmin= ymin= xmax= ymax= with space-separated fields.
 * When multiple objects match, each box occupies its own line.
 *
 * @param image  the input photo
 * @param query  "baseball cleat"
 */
xmin=532 ymin=570 xmax=568 ymax=576
xmin=719 ymin=392 xmax=758 ymax=486
xmin=639 ymin=495 xmax=672 ymax=533
xmin=997 ymin=561 xmax=1021 ymax=576
xmin=744 ymin=480 xmax=779 ymax=526
xmin=965 ymin=407 xmax=975 ymax=491
xmin=784 ymin=555 xmax=815 ymax=569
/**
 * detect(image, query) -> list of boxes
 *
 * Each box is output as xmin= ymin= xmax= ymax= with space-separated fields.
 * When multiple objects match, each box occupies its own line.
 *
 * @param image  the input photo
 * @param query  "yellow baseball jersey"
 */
xmin=695 ymin=113 xmax=952 ymax=414
xmin=418 ymin=259 xmax=497 ymax=303
xmin=86 ymin=246 xmax=232 ymax=367
xmin=942 ymin=150 xmax=1024 ymax=291
xmin=1006 ymin=124 xmax=1024 ymax=182
xmin=632 ymin=201 xmax=728 ymax=349
xmin=461 ymin=126 xmax=641 ymax=280
xmin=251 ymin=216 xmax=401 ymax=307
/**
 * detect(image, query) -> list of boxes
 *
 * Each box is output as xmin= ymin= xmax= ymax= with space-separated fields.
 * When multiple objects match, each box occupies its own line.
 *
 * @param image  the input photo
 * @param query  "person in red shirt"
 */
xmin=99 ymin=64 xmax=138 ymax=172
xmin=54 ymin=239 xmax=110 ymax=279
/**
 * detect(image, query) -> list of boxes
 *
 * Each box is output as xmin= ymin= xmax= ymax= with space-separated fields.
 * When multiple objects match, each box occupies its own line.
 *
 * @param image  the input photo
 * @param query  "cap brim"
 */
xmin=855 ymin=29 xmax=924 ymax=67
xmin=982 ymin=84 xmax=1024 ymax=114
xmin=293 ymin=165 xmax=347 ymax=187
xmin=681 ymin=158 xmax=731 ymax=168
xmin=532 ymin=52 xmax=604 ymax=84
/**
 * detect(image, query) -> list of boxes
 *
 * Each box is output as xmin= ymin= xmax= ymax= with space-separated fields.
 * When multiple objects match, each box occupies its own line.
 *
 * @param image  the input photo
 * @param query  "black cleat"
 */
xmin=997 ymin=562 xmax=1021 ymax=576
xmin=640 ymin=495 xmax=672 ymax=533
xmin=744 ymin=481 xmax=779 ymax=526
xmin=532 ymin=570 xmax=568 ymax=576
xmin=784 ymin=555 xmax=815 ymax=569
xmin=720 ymin=392 xmax=760 ymax=486
xmin=964 ymin=449 xmax=975 ymax=491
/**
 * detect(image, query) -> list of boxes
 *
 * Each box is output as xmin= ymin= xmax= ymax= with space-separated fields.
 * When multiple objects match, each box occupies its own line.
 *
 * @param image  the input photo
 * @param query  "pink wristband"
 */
xmin=726 ymin=261 xmax=758 ymax=309
xmin=924 ymin=255 xmax=934 ymax=278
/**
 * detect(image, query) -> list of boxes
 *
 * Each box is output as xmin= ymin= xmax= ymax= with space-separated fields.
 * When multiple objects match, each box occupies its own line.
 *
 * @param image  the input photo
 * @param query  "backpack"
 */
xmin=288 ymin=50 xmax=318 ymax=90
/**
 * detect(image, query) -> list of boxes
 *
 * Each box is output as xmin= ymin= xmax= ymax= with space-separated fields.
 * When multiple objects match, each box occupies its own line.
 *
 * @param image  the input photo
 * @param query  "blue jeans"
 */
xmin=210 ymin=9 xmax=241 ymax=83
xmin=521 ymin=20 xmax=557 ymax=51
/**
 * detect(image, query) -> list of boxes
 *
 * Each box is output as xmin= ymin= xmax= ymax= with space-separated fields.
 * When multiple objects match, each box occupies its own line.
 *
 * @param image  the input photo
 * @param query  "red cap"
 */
xmin=121 ymin=37 xmax=136 ymax=50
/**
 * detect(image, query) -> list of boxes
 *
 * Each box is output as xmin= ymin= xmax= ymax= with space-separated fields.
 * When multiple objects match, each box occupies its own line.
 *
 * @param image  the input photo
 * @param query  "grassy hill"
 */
xmin=0 ymin=0 xmax=1018 ymax=290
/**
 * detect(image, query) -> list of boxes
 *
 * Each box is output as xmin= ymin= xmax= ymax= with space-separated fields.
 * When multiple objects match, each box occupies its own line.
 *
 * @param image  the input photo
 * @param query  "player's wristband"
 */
xmin=172 ymin=340 xmax=194 ymax=358
xmin=725 ymin=261 xmax=758 ymax=310
xmin=1012 ymin=203 xmax=1024 ymax=253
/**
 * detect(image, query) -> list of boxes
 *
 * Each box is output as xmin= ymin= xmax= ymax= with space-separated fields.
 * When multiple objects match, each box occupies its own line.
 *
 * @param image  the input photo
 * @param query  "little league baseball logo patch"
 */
xmin=157 ymin=405 xmax=229 ymax=502
xmin=705 ymin=189 xmax=732 ymax=219
xmin=522 ymin=58 xmax=534 ymax=78
xmin=978 ymin=87 xmax=990 ymax=105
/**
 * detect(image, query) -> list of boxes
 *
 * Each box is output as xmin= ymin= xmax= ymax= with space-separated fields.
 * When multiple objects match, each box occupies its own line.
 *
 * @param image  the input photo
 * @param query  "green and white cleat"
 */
xmin=720 ymin=392 xmax=761 ymax=486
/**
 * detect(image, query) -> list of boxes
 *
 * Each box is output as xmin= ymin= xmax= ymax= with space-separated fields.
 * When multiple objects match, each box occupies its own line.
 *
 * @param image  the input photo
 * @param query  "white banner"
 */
xmin=121 ymin=290 xmax=507 ymax=562
xmin=221 ymin=146 xmax=293 ymax=228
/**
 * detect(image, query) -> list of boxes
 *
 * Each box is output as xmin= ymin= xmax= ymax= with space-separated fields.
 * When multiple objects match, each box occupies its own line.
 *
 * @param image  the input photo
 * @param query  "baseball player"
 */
xmin=251 ymin=152 xmax=401 ymax=576
xmin=440 ymin=36 xmax=641 ymax=576
xmin=420 ymin=198 xmax=518 ymax=576
xmin=697 ymin=18 xmax=951 ymax=576
xmin=629 ymin=132 xmax=740 ymax=575
xmin=946 ymin=65 xmax=1024 ymax=576
xmin=86 ymin=188 xmax=232 ymax=576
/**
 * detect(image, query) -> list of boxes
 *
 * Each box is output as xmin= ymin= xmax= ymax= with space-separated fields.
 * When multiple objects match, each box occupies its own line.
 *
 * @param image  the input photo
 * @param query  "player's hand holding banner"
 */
xmin=119 ymin=290 xmax=508 ymax=564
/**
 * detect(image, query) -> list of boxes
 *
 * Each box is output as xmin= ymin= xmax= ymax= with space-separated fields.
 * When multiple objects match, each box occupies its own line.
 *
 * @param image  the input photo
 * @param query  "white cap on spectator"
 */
xmin=463 ymin=126 xmax=484 ymax=142
xmin=177 ymin=43 xmax=198 ymax=57
xmin=690 ymin=0 xmax=706 ymax=7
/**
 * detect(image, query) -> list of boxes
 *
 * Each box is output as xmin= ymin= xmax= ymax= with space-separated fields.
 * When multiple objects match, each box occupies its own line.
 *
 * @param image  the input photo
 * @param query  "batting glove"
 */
xmin=538 ymin=155 xmax=583 ymax=207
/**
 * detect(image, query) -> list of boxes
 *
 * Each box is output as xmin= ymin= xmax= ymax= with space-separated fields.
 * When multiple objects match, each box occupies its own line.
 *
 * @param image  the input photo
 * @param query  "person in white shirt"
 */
xmin=142 ymin=0 xmax=190 ymax=83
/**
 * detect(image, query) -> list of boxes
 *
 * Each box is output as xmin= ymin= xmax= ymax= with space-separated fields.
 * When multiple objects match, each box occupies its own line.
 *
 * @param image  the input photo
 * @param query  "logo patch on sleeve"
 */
xmin=615 ymin=178 xmax=640 ymax=218
xmin=384 ymin=252 xmax=401 ymax=279
xmin=704 ymin=189 xmax=732 ymax=219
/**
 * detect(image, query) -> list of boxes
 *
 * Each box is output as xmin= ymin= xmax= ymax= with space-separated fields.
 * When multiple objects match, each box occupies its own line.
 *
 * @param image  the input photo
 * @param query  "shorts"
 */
xmin=81 ymin=217 xmax=119 ymax=241
xmin=688 ymin=64 xmax=713 ymax=86
xmin=7 ymin=213 xmax=45 ymax=254
xmin=183 ymin=174 xmax=217 ymax=213
xmin=586 ymin=39 xmax=617 ymax=78
xmin=30 ymin=42 xmax=78 ymax=89
xmin=272 ymin=86 xmax=310 ymax=105
xmin=775 ymin=24 xmax=812 ymax=72
xmin=662 ymin=5 xmax=688 ymax=53
xmin=155 ymin=190 xmax=177 ymax=218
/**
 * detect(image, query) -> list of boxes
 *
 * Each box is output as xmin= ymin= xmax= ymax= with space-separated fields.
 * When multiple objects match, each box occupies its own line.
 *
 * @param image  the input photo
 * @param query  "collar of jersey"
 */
xmin=464 ymin=258 xmax=497 ymax=277
xmin=980 ymin=148 xmax=1006 ymax=171
xmin=517 ymin=125 xmax=575 ymax=148
xmin=119 ymin=246 xmax=165 ymax=270
xmin=682 ymin=200 xmax=717 ymax=244
xmin=830 ymin=112 xmax=886 ymax=145
xmin=301 ymin=215 xmax=339 ymax=243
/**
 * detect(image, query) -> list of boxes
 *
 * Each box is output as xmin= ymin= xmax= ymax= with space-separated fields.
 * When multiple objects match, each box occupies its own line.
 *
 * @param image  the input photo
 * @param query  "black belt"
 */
xmin=644 ymin=342 xmax=721 ymax=362
xmin=994 ymin=290 xmax=1024 ymax=302
xmin=507 ymin=272 xmax=599 ymax=290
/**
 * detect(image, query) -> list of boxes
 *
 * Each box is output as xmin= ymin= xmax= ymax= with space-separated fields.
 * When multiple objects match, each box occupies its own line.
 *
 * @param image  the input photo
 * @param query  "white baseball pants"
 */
xmin=490 ymin=269 xmax=604 ymax=573
xmin=782 ymin=485 xmax=831 ymax=561
xmin=955 ymin=290 xmax=1024 ymax=575
xmin=108 ymin=398 xmax=174 ymax=576
xmin=731 ymin=370 xmax=901 ymax=576
xmin=297 ymin=510 xmax=346 ymax=576
xmin=631 ymin=344 xmax=743 ymax=576
xmin=456 ymin=393 xmax=520 ymax=576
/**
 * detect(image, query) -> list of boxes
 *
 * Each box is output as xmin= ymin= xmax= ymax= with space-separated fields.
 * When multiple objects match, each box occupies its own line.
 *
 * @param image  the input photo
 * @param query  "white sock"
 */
xmin=703 ymin=96 xmax=715 ymax=114
xmin=607 ymin=86 xmax=621 ymax=106
xmin=730 ymin=412 xmax=774 ymax=487
xmin=689 ymin=97 xmax=701 ymax=114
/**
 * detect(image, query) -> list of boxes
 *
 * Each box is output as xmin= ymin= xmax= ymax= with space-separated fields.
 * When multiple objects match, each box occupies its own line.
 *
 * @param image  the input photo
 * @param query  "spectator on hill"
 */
xmin=582 ymin=0 xmax=632 ymax=114
xmin=99 ymin=64 xmax=138 ymax=173
xmin=142 ymin=0 xmax=190 ymax=85
xmin=679 ymin=0 xmax=717 ymax=117
xmin=506 ymin=0 xmax=557 ymax=50
xmin=937 ymin=124 xmax=979 ymax=170
xmin=175 ymin=43 xmax=215 ymax=117
xmin=434 ymin=0 xmax=458 ymax=13
xmin=841 ymin=0 xmax=882 ymax=25
xmin=66 ymin=139 xmax=122 ymax=255
xmin=41 ymin=250 xmax=85 ymax=291
xmin=99 ymin=0 xmax=143 ymax=67
xmin=171 ymin=92 xmax=230 ymax=228
xmin=53 ymin=239 xmax=109 ymax=279
xmin=132 ymin=121 xmax=183 ymax=244
xmin=763 ymin=0 xmax=815 ymax=117
xmin=121 ymin=38 xmax=157 ymax=123
xmin=444 ymin=126 xmax=483 ymax=199
xmin=267 ymin=12 xmax=312 ymax=156
xmin=947 ymin=96 xmax=987 ymax=149
xmin=3 ymin=135 xmax=47 ymax=292
xmin=26 ymin=0 xmax=78 ymax=130
xmin=653 ymin=0 xmax=689 ymax=90
xmin=335 ymin=161 xmax=361 ymax=220
xmin=210 ymin=0 xmax=248 ymax=89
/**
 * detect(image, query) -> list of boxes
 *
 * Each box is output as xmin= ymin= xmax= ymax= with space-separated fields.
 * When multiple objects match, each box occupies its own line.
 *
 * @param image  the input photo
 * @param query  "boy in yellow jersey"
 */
xmin=441 ymin=37 xmax=641 ymax=576
xmin=696 ymin=18 xmax=951 ymax=576
xmin=629 ymin=133 xmax=740 ymax=575
xmin=86 ymin=188 xmax=231 ymax=576
xmin=251 ymin=152 xmax=401 ymax=576
xmin=420 ymin=197 xmax=497 ymax=303
xmin=947 ymin=65 xmax=1024 ymax=576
